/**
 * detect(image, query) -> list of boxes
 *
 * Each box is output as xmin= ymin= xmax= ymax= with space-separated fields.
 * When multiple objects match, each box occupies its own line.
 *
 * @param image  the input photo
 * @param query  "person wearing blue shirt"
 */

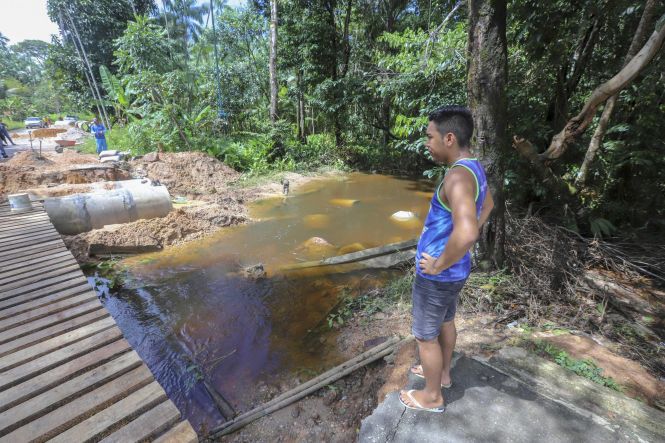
xmin=90 ymin=118 xmax=107 ymax=154
xmin=399 ymin=106 xmax=494 ymax=413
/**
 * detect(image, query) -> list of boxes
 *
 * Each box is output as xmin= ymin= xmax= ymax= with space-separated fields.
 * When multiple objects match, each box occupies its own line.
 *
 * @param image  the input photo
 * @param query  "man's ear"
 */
xmin=445 ymin=132 xmax=455 ymax=145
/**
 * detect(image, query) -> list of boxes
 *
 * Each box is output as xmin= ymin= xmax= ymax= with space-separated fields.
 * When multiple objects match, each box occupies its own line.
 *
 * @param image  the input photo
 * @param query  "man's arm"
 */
xmin=478 ymin=191 xmax=494 ymax=229
xmin=420 ymin=168 xmax=478 ymax=274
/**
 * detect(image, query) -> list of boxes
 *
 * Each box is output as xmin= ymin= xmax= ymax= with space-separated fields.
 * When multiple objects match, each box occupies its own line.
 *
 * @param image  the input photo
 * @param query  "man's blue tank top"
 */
xmin=415 ymin=158 xmax=488 ymax=282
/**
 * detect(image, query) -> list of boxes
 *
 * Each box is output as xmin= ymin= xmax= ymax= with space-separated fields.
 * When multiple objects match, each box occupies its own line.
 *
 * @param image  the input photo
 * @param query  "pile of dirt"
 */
xmin=64 ymin=203 xmax=247 ymax=262
xmin=132 ymin=152 xmax=240 ymax=203
xmin=0 ymin=151 xmax=128 ymax=198
xmin=58 ymin=127 xmax=89 ymax=141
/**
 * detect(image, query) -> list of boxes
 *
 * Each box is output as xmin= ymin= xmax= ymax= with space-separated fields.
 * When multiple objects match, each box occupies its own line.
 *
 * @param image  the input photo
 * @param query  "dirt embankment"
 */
xmin=64 ymin=152 xmax=252 ymax=262
xmin=0 ymin=148 xmax=323 ymax=262
xmin=0 ymin=150 xmax=129 ymax=198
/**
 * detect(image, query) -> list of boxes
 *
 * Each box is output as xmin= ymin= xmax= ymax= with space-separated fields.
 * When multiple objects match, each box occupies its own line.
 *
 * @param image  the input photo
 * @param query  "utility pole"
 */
xmin=210 ymin=0 xmax=225 ymax=119
xmin=269 ymin=0 xmax=278 ymax=123
xmin=64 ymin=7 xmax=112 ymax=130
xmin=57 ymin=12 xmax=104 ymax=124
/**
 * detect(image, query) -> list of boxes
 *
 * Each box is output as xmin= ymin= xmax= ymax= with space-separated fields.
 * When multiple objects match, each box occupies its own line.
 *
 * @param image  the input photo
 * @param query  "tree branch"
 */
xmin=540 ymin=13 xmax=665 ymax=161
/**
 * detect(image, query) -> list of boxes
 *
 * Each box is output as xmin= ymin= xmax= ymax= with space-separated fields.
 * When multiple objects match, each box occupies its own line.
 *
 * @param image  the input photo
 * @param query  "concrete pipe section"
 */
xmin=44 ymin=180 xmax=173 ymax=235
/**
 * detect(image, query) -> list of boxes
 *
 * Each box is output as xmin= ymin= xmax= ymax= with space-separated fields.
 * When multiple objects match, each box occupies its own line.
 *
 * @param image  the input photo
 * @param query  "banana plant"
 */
xmin=99 ymin=65 xmax=136 ymax=123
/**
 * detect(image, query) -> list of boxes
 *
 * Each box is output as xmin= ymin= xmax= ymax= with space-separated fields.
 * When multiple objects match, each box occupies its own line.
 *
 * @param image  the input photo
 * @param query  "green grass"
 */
xmin=3 ymin=119 xmax=24 ymax=131
xmin=327 ymin=272 xmax=413 ymax=328
xmin=532 ymin=339 xmax=622 ymax=391
xmin=80 ymin=126 xmax=132 ymax=155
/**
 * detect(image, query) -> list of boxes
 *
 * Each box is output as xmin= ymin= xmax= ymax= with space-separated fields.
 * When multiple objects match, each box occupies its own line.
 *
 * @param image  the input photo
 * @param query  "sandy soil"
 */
xmin=0 ymin=150 xmax=129 ymax=199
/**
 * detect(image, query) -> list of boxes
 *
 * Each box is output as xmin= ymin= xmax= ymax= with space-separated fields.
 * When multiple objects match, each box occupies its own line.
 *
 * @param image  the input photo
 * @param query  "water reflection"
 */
xmin=94 ymin=172 xmax=432 ymax=432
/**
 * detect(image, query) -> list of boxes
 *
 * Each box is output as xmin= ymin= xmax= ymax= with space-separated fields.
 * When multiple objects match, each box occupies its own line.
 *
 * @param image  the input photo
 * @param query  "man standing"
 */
xmin=90 ymin=117 xmax=108 ymax=154
xmin=0 ymin=121 xmax=16 ymax=146
xmin=399 ymin=105 xmax=494 ymax=412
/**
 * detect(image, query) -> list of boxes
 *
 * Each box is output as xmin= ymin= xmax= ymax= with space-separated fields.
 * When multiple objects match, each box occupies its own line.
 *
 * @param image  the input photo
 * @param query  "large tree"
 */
xmin=467 ymin=0 xmax=508 ymax=268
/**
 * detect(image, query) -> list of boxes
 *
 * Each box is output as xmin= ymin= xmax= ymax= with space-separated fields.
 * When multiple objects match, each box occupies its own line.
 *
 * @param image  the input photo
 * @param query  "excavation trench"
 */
xmin=87 ymin=172 xmax=432 ymax=433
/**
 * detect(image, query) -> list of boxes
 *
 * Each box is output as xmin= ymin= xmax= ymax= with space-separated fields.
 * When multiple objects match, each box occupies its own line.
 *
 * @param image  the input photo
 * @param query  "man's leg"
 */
xmin=438 ymin=319 xmax=456 ymax=386
xmin=401 ymin=275 xmax=445 ymax=409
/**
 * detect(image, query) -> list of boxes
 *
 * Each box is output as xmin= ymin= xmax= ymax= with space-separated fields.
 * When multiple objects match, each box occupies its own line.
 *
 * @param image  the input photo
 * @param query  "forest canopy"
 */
xmin=3 ymin=0 xmax=662 ymax=238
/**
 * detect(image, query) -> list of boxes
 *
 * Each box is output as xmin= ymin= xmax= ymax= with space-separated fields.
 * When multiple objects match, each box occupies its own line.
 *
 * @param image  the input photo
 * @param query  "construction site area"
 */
xmin=1 ymin=125 xmax=664 ymax=442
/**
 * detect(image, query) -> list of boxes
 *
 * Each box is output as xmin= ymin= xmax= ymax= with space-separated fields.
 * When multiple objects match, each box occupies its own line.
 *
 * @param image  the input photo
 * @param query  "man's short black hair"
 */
xmin=428 ymin=105 xmax=474 ymax=148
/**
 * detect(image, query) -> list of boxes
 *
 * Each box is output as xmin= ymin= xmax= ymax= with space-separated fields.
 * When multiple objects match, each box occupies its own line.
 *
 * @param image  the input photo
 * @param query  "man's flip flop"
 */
xmin=410 ymin=365 xmax=452 ymax=388
xmin=399 ymin=390 xmax=445 ymax=413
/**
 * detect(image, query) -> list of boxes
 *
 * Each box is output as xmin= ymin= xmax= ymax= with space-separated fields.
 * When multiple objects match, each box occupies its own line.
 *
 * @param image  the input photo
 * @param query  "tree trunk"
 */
xmin=467 ymin=0 xmax=508 ymax=268
xmin=269 ymin=0 xmax=279 ymax=123
xmin=297 ymin=70 xmax=306 ymax=143
xmin=576 ymin=0 xmax=659 ymax=187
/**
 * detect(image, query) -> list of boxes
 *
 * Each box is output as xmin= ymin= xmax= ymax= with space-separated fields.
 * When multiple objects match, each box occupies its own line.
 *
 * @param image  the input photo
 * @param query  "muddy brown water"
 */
xmin=88 ymin=173 xmax=433 ymax=433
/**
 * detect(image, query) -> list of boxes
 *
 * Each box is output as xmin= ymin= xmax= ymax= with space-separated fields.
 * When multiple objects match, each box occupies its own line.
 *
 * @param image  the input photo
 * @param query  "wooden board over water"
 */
xmin=0 ymin=202 xmax=198 ymax=442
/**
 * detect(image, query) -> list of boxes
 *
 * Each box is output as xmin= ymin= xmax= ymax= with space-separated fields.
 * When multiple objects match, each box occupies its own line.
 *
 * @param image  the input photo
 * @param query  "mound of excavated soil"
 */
xmin=0 ymin=151 xmax=129 ymax=198
xmin=133 ymin=152 xmax=240 ymax=203
xmin=64 ymin=203 xmax=247 ymax=262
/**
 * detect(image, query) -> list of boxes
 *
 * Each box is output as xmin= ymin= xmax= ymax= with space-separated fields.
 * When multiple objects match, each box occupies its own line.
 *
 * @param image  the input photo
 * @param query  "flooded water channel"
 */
xmin=89 ymin=173 xmax=433 ymax=432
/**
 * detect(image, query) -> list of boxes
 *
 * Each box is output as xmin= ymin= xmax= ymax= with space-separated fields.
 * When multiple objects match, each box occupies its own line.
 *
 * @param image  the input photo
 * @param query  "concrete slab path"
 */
xmin=360 ymin=355 xmax=645 ymax=442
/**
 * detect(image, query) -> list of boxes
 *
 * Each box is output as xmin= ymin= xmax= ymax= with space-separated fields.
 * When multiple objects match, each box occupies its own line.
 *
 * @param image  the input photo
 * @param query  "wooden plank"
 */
xmin=0 ymin=218 xmax=52 ymax=231
xmin=0 ymin=245 xmax=69 ymax=269
xmin=0 ymin=278 xmax=89 ymax=311
xmin=0 ymin=283 xmax=92 ymax=321
xmin=47 ymin=381 xmax=167 ymax=443
xmin=0 ymin=250 xmax=72 ymax=277
xmin=0 ymin=316 xmax=116 ymax=372
xmin=1 ymin=230 xmax=60 ymax=247
xmin=0 ymin=223 xmax=54 ymax=240
xmin=0 ymin=216 xmax=50 ymax=227
xmin=0 ymin=263 xmax=82 ymax=292
xmin=0 ymin=258 xmax=78 ymax=287
xmin=154 ymin=421 xmax=199 ymax=443
xmin=0 ymin=351 xmax=143 ymax=435
xmin=0 ymin=300 xmax=103 ymax=344
xmin=0 ymin=269 xmax=87 ymax=300
xmin=0 ymin=339 xmax=131 ymax=412
xmin=0 ymin=234 xmax=64 ymax=254
xmin=0 ymin=309 xmax=109 ymax=358
xmin=0 ymin=239 xmax=65 ymax=261
xmin=0 ymin=364 xmax=153 ymax=442
xmin=99 ymin=400 xmax=182 ymax=443
xmin=0 ymin=327 xmax=124 ymax=391
xmin=0 ymin=209 xmax=48 ymax=220
xmin=0 ymin=293 xmax=98 ymax=333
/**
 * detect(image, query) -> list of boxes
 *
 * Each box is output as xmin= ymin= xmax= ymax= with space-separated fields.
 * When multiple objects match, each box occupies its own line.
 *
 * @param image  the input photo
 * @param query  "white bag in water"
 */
xmin=390 ymin=211 xmax=416 ymax=221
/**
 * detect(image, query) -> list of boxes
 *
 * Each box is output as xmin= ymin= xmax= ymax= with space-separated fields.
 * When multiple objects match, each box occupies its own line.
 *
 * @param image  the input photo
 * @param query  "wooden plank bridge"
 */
xmin=0 ymin=202 xmax=198 ymax=442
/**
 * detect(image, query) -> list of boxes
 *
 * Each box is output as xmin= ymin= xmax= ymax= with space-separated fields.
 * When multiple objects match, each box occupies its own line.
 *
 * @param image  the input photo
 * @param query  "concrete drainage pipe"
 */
xmin=44 ymin=184 xmax=173 ymax=235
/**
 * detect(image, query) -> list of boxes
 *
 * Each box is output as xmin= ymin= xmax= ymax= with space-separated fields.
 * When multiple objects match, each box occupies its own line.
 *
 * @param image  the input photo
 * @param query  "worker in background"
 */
xmin=0 ymin=120 xmax=16 ymax=146
xmin=90 ymin=117 xmax=108 ymax=154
